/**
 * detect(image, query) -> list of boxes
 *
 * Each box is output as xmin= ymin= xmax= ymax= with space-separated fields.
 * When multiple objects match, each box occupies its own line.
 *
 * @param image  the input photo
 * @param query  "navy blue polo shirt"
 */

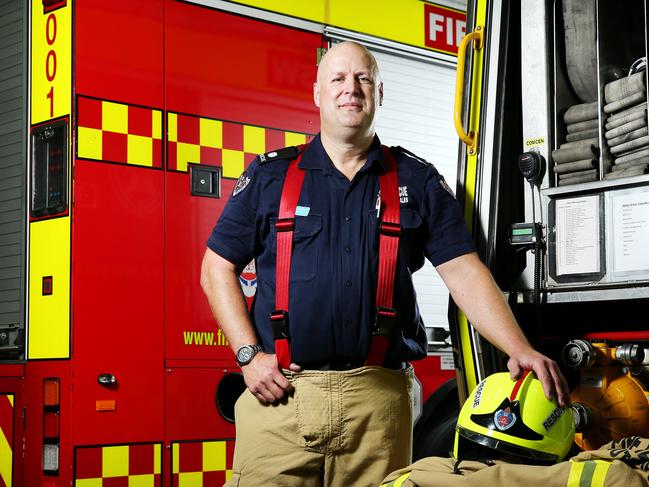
xmin=207 ymin=134 xmax=476 ymax=365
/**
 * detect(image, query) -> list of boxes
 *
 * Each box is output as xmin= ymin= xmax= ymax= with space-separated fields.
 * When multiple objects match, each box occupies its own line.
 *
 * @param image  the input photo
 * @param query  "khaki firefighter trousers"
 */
xmin=224 ymin=365 xmax=414 ymax=487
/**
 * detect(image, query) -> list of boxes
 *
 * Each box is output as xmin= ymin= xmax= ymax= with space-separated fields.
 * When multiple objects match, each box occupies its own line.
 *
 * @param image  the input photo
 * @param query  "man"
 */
xmin=201 ymin=41 xmax=570 ymax=486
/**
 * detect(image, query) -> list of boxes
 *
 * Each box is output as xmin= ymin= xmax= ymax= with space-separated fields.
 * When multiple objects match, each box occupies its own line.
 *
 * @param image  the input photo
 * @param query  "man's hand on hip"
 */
xmin=242 ymin=352 xmax=302 ymax=404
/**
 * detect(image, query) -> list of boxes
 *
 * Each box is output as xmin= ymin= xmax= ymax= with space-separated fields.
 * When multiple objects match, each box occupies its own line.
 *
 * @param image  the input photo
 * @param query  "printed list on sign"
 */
xmin=612 ymin=192 xmax=649 ymax=273
xmin=556 ymin=196 xmax=600 ymax=276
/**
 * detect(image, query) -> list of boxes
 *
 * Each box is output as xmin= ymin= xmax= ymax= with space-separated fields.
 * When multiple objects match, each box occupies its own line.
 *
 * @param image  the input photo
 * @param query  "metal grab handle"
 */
xmin=454 ymin=26 xmax=484 ymax=153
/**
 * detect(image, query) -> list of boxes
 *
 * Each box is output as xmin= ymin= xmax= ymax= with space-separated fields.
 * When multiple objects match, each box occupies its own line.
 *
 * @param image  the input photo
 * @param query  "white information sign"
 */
xmin=555 ymin=196 xmax=600 ymax=276
xmin=612 ymin=192 xmax=649 ymax=273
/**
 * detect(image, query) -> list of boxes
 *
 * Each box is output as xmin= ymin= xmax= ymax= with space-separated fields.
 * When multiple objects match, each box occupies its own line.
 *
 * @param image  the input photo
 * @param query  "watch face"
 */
xmin=238 ymin=347 xmax=253 ymax=363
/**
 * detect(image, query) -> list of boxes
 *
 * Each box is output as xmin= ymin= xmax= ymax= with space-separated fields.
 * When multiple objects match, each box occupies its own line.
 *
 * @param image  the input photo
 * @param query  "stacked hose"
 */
xmin=552 ymin=102 xmax=600 ymax=185
xmin=603 ymin=70 xmax=649 ymax=180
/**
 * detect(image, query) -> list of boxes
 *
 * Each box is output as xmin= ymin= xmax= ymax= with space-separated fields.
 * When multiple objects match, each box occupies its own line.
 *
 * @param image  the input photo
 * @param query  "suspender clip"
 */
xmin=379 ymin=221 xmax=401 ymax=237
xmin=275 ymin=218 xmax=295 ymax=232
xmin=373 ymin=307 xmax=397 ymax=337
xmin=270 ymin=310 xmax=290 ymax=339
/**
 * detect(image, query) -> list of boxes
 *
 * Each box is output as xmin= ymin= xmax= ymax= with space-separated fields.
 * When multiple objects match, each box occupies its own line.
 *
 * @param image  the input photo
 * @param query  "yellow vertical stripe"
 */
xmin=102 ymin=445 xmax=129 ymax=478
xmin=591 ymin=460 xmax=611 ymax=487
xmin=172 ymin=443 xmax=180 ymax=474
xmin=243 ymin=125 xmax=265 ymax=154
xmin=0 ymin=424 xmax=12 ymax=487
xmin=154 ymin=444 xmax=161 ymax=474
xmin=102 ymin=101 xmax=128 ymax=134
xmin=78 ymin=126 xmax=103 ymax=160
xmin=29 ymin=217 xmax=71 ymax=359
xmin=31 ymin=0 xmax=72 ymax=123
xmin=7 ymin=396 xmax=13 ymax=407
xmin=567 ymin=461 xmax=584 ymax=487
xmin=202 ymin=441 xmax=226 ymax=472
xmin=200 ymin=118 xmax=222 ymax=148
xmin=29 ymin=0 xmax=73 ymax=360
xmin=152 ymin=110 xmax=162 ymax=140
xmin=168 ymin=113 xmax=178 ymax=142
xmin=457 ymin=0 xmax=488 ymax=395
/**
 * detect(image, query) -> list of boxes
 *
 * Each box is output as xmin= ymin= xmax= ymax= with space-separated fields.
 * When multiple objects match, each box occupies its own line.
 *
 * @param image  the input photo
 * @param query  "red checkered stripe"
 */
xmin=74 ymin=443 xmax=162 ymax=486
xmin=172 ymin=439 xmax=235 ymax=486
xmin=77 ymin=96 xmax=163 ymax=168
xmin=167 ymin=112 xmax=312 ymax=178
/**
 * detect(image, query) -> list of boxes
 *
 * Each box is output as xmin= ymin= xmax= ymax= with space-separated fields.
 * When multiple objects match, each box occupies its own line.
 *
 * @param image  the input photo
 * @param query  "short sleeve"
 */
xmin=422 ymin=169 xmax=477 ymax=266
xmin=206 ymin=159 xmax=262 ymax=267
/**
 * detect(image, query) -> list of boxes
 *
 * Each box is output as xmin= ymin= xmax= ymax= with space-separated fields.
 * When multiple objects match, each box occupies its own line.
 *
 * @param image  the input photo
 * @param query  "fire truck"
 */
xmin=0 ymin=0 xmax=470 ymax=484
xmin=450 ymin=0 xmax=649 ymax=457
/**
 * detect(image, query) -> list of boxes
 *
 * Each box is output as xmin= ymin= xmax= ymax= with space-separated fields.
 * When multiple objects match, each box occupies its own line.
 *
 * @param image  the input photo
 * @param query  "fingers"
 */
xmin=507 ymin=357 xmax=522 ymax=380
xmin=508 ymin=351 xmax=572 ymax=408
xmin=242 ymin=352 xmax=294 ymax=404
xmin=289 ymin=362 xmax=303 ymax=373
xmin=549 ymin=361 xmax=572 ymax=407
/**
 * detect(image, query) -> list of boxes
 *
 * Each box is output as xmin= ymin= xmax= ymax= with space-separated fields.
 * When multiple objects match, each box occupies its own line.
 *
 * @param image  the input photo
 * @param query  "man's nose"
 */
xmin=343 ymin=76 xmax=360 ymax=94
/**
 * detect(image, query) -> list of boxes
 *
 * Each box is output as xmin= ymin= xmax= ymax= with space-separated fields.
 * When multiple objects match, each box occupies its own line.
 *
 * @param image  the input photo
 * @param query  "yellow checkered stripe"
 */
xmin=0 ymin=394 xmax=14 ymax=487
xmin=74 ymin=443 xmax=162 ymax=486
xmin=172 ymin=439 xmax=234 ymax=486
xmin=167 ymin=112 xmax=310 ymax=177
xmin=77 ymin=96 xmax=163 ymax=168
xmin=567 ymin=460 xmax=612 ymax=487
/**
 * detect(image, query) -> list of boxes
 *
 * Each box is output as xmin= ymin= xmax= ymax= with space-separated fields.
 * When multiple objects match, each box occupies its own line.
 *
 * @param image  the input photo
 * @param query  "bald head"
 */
xmin=317 ymin=41 xmax=381 ymax=84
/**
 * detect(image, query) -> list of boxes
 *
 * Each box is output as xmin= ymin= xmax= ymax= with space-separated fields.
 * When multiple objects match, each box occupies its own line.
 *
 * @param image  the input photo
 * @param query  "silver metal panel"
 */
xmin=0 ymin=0 xmax=26 ymax=331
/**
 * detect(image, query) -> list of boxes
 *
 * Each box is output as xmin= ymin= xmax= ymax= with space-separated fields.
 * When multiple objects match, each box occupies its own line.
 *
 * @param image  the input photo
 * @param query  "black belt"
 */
xmin=299 ymin=359 xmax=406 ymax=371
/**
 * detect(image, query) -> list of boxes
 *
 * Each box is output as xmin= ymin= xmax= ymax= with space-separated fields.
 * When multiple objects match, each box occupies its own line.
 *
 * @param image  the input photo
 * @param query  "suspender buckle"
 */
xmin=373 ymin=307 xmax=397 ymax=337
xmin=379 ymin=221 xmax=401 ymax=237
xmin=270 ymin=310 xmax=290 ymax=339
xmin=275 ymin=218 xmax=295 ymax=232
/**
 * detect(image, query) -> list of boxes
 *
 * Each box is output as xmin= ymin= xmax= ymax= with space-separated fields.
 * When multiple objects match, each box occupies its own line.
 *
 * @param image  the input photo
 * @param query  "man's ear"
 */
xmin=378 ymin=82 xmax=384 ymax=106
xmin=313 ymin=82 xmax=320 ymax=107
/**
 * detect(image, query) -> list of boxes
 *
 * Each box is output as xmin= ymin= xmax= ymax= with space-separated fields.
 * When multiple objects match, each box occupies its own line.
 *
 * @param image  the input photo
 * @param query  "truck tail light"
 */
xmin=43 ymin=378 xmax=60 ymax=407
xmin=42 ymin=378 xmax=60 ymax=473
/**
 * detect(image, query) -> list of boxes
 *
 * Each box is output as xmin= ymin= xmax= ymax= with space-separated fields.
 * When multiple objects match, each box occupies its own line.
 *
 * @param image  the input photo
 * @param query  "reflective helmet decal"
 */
xmin=495 ymin=406 xmax=517 ymax=431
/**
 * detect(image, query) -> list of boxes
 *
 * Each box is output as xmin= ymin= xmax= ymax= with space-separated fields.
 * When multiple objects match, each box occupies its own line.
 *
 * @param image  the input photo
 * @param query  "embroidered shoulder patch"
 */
xmin=232 ymin=171 xmax=251 ymax=197
xmin=439 ymin=175 xmax=456 ymax=198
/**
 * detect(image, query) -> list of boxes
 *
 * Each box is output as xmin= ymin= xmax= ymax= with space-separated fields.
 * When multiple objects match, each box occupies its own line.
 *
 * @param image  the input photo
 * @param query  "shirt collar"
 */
xmin=298 ymin=133 xmax=387 ymax=173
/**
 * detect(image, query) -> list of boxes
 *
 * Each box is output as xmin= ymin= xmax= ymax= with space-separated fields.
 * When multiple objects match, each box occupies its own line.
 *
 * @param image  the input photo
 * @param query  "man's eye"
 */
xmin=359 ymin=77 xmax=371 ymax=83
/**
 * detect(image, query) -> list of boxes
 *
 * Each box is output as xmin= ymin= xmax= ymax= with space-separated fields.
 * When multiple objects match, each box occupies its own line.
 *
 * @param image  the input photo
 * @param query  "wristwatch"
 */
xmin=235 ymin=344 xmax=263 ymax=367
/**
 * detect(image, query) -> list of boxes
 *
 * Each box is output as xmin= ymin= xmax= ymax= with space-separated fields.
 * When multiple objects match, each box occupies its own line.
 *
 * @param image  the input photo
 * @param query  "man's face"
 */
xmin=314 ymin=43 xmax=383 ymax=139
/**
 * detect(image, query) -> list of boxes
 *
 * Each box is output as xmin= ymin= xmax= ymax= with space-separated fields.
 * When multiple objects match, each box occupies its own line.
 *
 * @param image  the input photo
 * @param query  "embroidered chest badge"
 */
xmin=494 ymin=406 xmax=517 ymax=431
xmin=399 ymin=185 xmax=409 ymax=204
xmin=232 ymin=171 xmax=251 ymax=197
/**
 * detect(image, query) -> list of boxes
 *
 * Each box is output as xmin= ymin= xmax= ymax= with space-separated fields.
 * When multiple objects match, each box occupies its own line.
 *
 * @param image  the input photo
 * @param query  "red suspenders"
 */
xmin=271 ymin=145 xmax=401 ymax=369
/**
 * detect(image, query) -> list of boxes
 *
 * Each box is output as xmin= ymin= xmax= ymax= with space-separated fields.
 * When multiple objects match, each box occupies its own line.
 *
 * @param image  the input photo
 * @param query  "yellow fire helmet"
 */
xmin=454 ymin=370 xmax=575 ymax=465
